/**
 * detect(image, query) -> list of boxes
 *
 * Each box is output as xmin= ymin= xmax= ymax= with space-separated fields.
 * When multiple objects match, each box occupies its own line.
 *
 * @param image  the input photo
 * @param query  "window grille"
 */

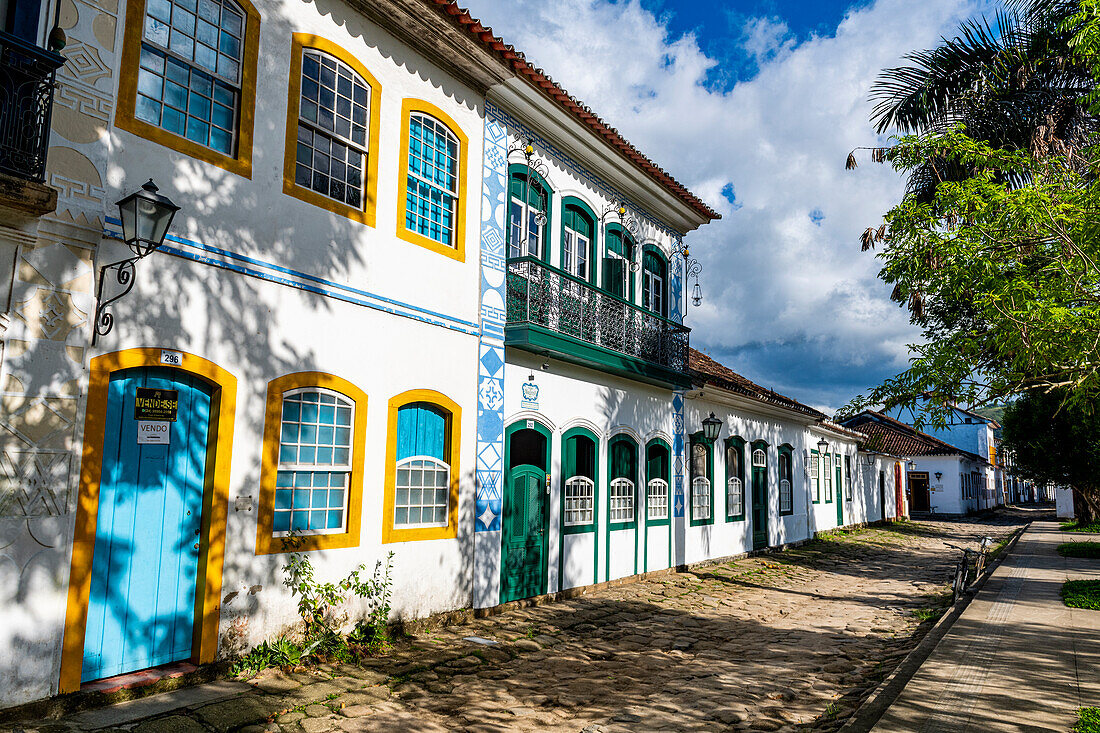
xmin=394 ymin=457 xmax=449 ymax=527
xmin=647 ymin=478 xmax=668 ymax=520
xmin=609 ymin=478 xmax=635 ymax=523
xmin=294 ymin=50 xmax=370 ymax=208
xmin=779 ymin=479 xmax=792 ymax=513
xmin=137 ymin=0 xmax=245 ymax=154
xmin=405 ymin=113 xmax=459 ymax=246
xmin=564 ymin=476 xmax=594 ymax=526
xmin=752 ymin=448 xmax=766 ymax=467
xmin=692 ymin=476 xmax=711 ymax=520
xmin=727 ymin=477 xmax=743 ymax=517
xmin=274 ymin=389 xmax=353 ymax=534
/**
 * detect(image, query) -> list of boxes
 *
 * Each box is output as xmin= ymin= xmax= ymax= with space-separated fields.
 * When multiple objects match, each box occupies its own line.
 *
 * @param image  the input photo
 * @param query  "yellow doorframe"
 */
xmin=59 ymin=348 xmax=237 ymax=692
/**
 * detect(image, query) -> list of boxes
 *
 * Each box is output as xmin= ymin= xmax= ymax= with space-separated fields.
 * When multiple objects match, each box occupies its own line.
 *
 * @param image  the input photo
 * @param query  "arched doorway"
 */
xmin=500 ymin=421 xmax=551 ymax=603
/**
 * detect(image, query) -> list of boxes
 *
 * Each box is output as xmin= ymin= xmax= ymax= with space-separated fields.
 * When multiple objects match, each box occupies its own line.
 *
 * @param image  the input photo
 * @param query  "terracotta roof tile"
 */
xmin=840 ymin=411 xmax=984 ymax=461
xmin=688 ymin=348 xmax=825 ymax=419
xmin=424 ymin=0 xmax=720 ymax=222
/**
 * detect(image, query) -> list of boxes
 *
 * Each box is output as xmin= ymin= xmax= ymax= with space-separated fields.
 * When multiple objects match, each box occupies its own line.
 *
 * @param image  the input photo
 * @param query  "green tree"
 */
xmin=1001 ymin=389 xmax=1100 ymax=520
xmin=842 ymin=129 xmax=1100 ymax=422
xmin=865 ymin=0 xmax=1095 ymax=200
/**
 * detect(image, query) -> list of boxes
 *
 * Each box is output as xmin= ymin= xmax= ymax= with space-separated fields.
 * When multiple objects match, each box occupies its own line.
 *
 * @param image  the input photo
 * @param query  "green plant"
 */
xmin=283 ymin=551 xmax=395 ymax=645
xmin=1059 ymin=542 xmax=1100 ymax=558
xmin=1062 ymin=520 xmax=1100 ymax=533
xmin=912 ymin=607 xmax=945 ymax=622
xmin=1062 ymin=580 xmax=1100 ymax=610
xmin=1075 ymin=706 xmax=1100 ymax=733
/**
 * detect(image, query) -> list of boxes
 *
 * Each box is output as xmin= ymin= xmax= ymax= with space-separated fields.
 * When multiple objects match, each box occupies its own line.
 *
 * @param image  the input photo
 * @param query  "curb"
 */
xmin=837 ymin=523 xmax=1028 ymax=733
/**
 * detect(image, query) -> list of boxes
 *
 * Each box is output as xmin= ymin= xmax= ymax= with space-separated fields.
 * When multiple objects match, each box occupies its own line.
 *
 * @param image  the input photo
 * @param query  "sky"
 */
xmin=461 ymin=0 xmax=991 ymax=414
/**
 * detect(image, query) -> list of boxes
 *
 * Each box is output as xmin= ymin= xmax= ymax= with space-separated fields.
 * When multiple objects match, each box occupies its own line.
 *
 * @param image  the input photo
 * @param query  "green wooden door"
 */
xmin=501 ymin=465 xmax=547 ymax=602
xmin=835 ymin=462 xmax=844 ymax=526
xmin=751 ymin=461 xmax=768 ymax=550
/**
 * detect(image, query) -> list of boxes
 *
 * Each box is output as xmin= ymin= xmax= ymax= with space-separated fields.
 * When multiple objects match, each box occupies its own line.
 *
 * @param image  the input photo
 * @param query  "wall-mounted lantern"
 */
xmin=817 ymin=437 xmax=829 ymax=455
xmin=93 ymin=179 xmax=180 ymax=345
xmin=701 ymin=412 xmax=722 ymax=444
xmin=935 ymin=471 xmax=943 ymax=481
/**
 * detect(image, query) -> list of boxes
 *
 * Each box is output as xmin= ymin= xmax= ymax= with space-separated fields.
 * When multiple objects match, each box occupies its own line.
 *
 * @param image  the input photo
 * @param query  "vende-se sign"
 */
xmin=135 ymin=388 xmax=178 ymax=421
xmin=137 ymin=420 xmax=170 ymax=444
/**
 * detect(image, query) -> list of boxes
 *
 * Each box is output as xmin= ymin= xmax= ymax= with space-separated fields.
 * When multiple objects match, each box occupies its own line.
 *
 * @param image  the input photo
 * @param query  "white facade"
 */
xmin=0 ymin=0 xmax=910 ymax=711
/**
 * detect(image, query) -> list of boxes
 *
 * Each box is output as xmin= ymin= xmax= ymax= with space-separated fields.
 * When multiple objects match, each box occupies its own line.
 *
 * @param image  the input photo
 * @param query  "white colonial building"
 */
xmin=0 ymin=0 xmax=909 ymax=710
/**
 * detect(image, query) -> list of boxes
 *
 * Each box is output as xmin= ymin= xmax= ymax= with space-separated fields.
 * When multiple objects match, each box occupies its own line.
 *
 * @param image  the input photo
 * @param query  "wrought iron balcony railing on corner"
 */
xmin=0 ymin=30 xmax=65 ymax=183
xmin=506 ymin=255 xmax=690 ymax=374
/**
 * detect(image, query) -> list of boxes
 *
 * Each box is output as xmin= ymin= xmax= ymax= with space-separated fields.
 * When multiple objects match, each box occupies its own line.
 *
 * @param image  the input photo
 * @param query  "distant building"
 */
xmin=840 ymin=411 xmax=989 ymax=516
xmin=885 ymin=398 xmax=1003 ymax=510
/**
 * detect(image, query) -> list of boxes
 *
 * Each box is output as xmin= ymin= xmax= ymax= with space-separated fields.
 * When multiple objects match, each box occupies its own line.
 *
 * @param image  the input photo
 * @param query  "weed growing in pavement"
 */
xmin=1062 ymin=520 xmax=1100 ymax=534
xmin=1061 ymin=580 xmax=1100 ymax=610
xmin=911 ymin=607 xmax=945 ymax=622
xmin=1058 ymin=542 xmax=1100 ymax=559
xmin=1075 ymin=707 xmax=1100 ymax=733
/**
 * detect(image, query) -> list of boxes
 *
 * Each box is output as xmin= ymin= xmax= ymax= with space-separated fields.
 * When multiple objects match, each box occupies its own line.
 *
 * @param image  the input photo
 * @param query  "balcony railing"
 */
xmin=506 ymin=256 xmax=690 ymax=374
xmin=0 ymin=31 xmax=65 ymax=182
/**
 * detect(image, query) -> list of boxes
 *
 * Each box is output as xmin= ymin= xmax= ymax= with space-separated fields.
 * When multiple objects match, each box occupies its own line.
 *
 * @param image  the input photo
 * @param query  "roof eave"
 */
xmin=489 ymin=80 xmax=714 ymax=233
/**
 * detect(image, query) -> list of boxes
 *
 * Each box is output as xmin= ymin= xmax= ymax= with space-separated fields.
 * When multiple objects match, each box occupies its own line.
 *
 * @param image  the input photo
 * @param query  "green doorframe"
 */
xmin=507 ymin=163 xmax=554 ymax=263
xmin=750 ymin=440 xmax=769 ymax=551
xmin=606 ymin=433 xmax=640 ymax=582
xmin=559 ymin=426 xmax=600 ymax=590
xmin=501 ymin=419 xmax=553 ymax=602
xmin=835 ymin=458 xmax=844 ymax=527
xmin=643 ymin=437 xmax=672 ymax=573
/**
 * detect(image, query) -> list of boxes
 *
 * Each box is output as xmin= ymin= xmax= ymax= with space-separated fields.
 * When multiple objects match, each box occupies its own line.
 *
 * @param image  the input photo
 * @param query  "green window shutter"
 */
xmin=610 ymin=439 xmax=636 ymax=482
xmin=603 ymin=256 xmax=625 ymax=297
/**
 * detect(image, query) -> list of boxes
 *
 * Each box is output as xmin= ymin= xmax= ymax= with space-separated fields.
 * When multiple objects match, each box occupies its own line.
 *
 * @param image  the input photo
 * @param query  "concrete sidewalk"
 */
xmin=873 ymin=521 xmax=1100 ymax=732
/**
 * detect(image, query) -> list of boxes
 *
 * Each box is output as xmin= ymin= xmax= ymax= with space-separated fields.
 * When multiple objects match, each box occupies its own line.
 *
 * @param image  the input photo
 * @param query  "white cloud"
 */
xmin=463 ymin=0 xmax=988 ymax=412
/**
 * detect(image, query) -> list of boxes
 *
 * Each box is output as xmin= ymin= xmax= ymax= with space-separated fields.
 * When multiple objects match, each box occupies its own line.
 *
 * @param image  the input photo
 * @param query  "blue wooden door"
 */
xmin=82 ymin=367 xmax=211 ymax=681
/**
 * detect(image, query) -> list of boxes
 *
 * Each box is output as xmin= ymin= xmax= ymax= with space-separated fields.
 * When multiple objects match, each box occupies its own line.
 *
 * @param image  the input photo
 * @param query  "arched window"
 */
xmin=690 ymin=435 xmax=712 ymax=523
xmin=562 ymin=202 xmax=594 ymax=281
xmin=256 ymin=372 xmax=368 ymax=555
xmin=603 ymin=224 xmax=635 ymax=300
xmin=609 ymin=436 xmax=638 ymax=527
xmin=405 ymin=112 xmax=460 ymax=247
xmin=383 ymin=390 xmax=461 ymax=543
xmin=292 ymin=49 xmax=371 ymax=208
xmin=134 ymin=0 xmax=247 ymax=155
xmin=563 ymin=430 xmax=596 ymax=528
xmin=725 ymin=437 xmax=745 ymax=520
xmin=508 ymin=167 xmax=550 ymax=260
xmin=273 ymin=388 xmax=353 ymax=535
xmin=394 ymin=402 xmax=450 ymax=528
xmin=778 ymin=445 xmax=793 ymax=515
xmin=642 ymin=247 xmax=668 ymax=317
xmin=646 ymin=440 xmax=670 ymax=522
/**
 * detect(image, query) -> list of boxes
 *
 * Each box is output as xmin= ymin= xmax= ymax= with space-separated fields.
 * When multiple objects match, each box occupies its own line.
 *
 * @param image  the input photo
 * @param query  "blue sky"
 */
xmin=465 ymin=0 xmax=987 ymax=413
xmin=638 ymin=0 xmax=873 ymax=87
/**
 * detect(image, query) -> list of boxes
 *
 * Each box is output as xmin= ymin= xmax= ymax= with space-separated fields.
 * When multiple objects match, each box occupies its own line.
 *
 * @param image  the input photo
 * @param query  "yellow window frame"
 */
xmin=255 ymin=372 xmax=368 ymax=554
xmin=281 ymin=33 xmax=382 ymax=226
xmin=383 ymin=389 xmax=461 ymax=543
xmin=115 ymin=0 xmax=261 ymax=178
xmin=395 ymin=98 xmax=469 ymax=262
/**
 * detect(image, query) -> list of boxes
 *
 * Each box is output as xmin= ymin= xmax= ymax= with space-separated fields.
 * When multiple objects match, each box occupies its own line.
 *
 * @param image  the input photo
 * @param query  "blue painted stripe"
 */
xmin=103 ymin=218 xmax=480 ymax=336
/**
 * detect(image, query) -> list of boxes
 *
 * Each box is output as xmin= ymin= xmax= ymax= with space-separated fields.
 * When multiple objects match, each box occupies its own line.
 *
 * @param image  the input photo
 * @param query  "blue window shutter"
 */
xmin=397 ymin=403 xmax=447 ymax=461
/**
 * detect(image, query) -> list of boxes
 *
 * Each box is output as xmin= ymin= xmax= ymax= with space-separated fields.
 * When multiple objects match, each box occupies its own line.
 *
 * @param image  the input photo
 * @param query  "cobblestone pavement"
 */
xmin=23 ymin=509 xmax=1045 ymax=733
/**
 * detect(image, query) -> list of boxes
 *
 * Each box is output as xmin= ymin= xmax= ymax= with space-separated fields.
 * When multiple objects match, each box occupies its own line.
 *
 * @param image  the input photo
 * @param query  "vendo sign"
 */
xmin=137 ymin=420 xmax=171 ymax=445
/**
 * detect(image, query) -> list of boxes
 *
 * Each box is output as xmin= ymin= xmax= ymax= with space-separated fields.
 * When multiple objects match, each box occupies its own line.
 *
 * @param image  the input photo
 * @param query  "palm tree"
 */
xmin=867 ymin=0 xmax=1097 ymax=200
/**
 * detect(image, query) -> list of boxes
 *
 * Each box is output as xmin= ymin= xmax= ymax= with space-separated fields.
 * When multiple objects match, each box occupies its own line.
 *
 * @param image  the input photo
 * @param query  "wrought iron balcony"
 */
xmin=0 ymin=31 xmax=65 ymax=183
xmin=505 ymin=256 xmax=690 ymax=384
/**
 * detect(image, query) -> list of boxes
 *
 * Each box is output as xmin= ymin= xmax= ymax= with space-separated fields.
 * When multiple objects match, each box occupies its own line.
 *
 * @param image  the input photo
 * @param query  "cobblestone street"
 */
xmin=26 ymin=510 xmax=1040 ymax=733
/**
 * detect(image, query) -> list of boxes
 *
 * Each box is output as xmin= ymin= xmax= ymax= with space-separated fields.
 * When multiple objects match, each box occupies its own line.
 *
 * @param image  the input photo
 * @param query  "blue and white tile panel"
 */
xmin=673 ymin=391 xmax=685 ymax=518
xmin=474 ymin=109 xmax=508 ymax=532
